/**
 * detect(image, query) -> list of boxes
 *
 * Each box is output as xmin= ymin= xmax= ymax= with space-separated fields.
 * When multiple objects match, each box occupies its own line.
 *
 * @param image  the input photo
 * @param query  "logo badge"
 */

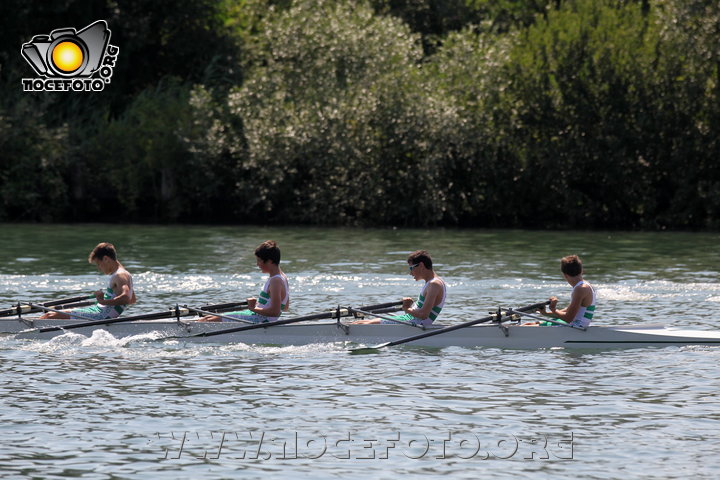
xmin=21 ymin=20 xmax=119 ymax=92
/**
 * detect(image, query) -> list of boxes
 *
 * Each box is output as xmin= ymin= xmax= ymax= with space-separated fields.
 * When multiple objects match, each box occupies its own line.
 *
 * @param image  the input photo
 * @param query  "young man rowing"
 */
xmin=353 ymin=250 xmax=446 ymax=326
xmin=531 ymin=254 xmax=597 ymax=328
xmin=40 ymin=242 xmax=137 ymax=320
xmin=199 ymin=240 xmax=289 ymax=323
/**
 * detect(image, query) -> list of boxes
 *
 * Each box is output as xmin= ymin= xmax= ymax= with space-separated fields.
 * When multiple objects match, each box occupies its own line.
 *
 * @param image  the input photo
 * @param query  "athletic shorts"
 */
xmin=540 ymin=319 xmax=589 ymax=328
xmin=70 ymin=304 xmax=123 ymax=321
xmin=222 ymin=309 xmax=271 ymax=323
xmin=380 ymin=313 xmax=428 ymax=327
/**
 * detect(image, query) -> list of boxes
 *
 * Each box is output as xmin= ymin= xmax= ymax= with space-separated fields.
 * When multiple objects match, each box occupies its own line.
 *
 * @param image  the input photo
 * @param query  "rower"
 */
xmin=198 ymin=240 xmax=290 ymax=323
xmin=528 ymin=254 xmax=596 ymax=328
xmin=40 ymin=242 xmax=137 ymax=320
xmin=353 ymin=250 xmax=446 ymax=327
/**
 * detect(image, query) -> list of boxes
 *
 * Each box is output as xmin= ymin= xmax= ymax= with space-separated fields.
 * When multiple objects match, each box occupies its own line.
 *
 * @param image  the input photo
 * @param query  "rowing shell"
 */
xmin=4 ymin=318 xmax=720 ymax=349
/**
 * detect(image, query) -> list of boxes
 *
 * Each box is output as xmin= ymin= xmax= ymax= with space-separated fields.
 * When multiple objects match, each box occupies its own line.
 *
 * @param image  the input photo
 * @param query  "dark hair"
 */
xmin=255 ymin=240 xmax=281 ymax=264
xmin=88 ymin=242 xmax=117 ymax=263
xmin=560 ymin=255 xmax=583 ymax=277
xmin=408 ymin=250 xmax=433 ymax=269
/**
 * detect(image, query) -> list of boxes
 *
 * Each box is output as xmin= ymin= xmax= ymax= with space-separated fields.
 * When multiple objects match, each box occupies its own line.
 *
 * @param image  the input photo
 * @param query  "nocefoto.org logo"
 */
xmin=21 ymin=20 xmax=119 ymax=92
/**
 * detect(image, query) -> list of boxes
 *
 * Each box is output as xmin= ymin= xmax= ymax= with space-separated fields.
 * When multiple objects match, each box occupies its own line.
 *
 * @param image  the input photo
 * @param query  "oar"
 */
xmin=30 ymin=304 xmax=106 ymax=323
xmin=507 ymin=309 xmax=587 ymax=331
xmin=27 ymin=300 xmax=248 ymax=334
xmin=349 ymin=301 xmax=551 ymax=354
xmin=0 ymin=300 xmax=97 ymax=320
xmin=198 ymin=301 xmax=251 ymax=313
xmin=36 ymin=295 xmax=94 ymax=307
xmin=0 ymin=295 xmax=95 ymax=318
xmin=25 ymin=300 xmax=250 ymax=334
xmin=183 ymin=306 xmax=256 ymax=324
xmin=362 ymin=306 xmax=404 ymax=315
xmin=182 ymin=300 xmax=403 ymax=339
xmin=48 ymin=300 xmax=96 ymax=310
xmin=346 ymin=307 xmax=424 ymax=329
xmin=26 ymin=305 xmax=187 ymax=333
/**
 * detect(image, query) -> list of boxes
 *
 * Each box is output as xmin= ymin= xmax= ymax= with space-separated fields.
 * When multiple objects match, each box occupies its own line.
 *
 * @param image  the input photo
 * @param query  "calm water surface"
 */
xmin=1 ymin=224 xmax=719 ymax=479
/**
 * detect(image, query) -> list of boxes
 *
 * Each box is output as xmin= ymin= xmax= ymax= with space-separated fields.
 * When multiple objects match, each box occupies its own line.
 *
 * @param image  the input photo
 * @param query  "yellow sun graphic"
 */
xmin=52 ymin=41 xmax=83 ymax=72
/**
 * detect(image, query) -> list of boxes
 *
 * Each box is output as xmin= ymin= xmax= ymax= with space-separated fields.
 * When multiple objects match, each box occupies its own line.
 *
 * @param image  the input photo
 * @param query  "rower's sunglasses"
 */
xmin=408 ymin=263 xmax=420 ymax=271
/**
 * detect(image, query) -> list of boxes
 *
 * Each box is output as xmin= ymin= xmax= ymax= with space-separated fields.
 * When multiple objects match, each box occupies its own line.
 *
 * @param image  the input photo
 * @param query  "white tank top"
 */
xmin=415 ymin=277 xmax=447 ymax=323
xmin=257 ymin=273 xmax=289 ymax=320
xmin=106 ymin=266 xmax=134 ymax=314
xmin=572 ymin=280 xmax=596 ymax=328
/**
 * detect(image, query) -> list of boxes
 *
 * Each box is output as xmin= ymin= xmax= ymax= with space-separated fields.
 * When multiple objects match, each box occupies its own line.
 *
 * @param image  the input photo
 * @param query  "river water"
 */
xmin=1 ymin=224 xmax=719 ymax=479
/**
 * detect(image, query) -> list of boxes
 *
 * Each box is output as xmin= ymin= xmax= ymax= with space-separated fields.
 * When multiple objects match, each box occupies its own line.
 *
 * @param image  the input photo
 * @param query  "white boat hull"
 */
xmin=5 ymin=318 xmax=720 ymax=349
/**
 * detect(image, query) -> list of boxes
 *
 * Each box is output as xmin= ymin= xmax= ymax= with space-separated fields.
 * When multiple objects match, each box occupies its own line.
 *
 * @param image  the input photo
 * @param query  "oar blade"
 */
xmin=348 ymin=341 xmax=392 ymax=354
xmin=348 ymin=346 xmax=383 ymax=355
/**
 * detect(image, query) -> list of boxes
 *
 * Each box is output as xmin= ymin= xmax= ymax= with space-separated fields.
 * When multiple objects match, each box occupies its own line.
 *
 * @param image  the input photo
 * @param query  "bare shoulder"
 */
xmin=431 ymin=276 xmax=445 ymax=287
xmin=114 ymin=270 xmax=132 ymax=284
xmin=269 ymin=275 xmax=287 ymax=290
xmin=575 ymin=281 xmax=594 ymax=303
xmin=426 ymin=277 xmax=445 ymax=295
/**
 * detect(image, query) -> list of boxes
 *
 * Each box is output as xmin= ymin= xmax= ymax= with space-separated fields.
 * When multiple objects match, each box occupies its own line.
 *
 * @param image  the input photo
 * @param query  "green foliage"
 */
xmin=221 ymin=0 xmax=444 ymax=224
xmin=501 ymin=0 xmax=720 ymax=228
xmin=0 ymin=0 xmax=718 ymax=229
xmin=369 ymin=0 xmax=482 ymax=51
xmin=503 ymin=0 xmax=654 ymax=227
xmin=422 ymin=28 xmax=517 ymax=225
xmin=76 ymin=80 xmax=192 ymax=220
xmin=466 ymin=0 xmax=558 ymax=32
xmin=73 ymin=80 xmax=241 ymax=222
xmin=650 ymin=0 xmax=720 ymax=228
xmin=0 ymin=98 xmax=69 ymax=221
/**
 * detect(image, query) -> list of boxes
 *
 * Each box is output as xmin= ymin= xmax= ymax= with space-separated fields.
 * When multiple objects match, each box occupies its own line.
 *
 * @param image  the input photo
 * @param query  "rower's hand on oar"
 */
xmin=538 ymin=297 xmax=556 ymax=315
xmin=548 ymin=296 xmax=558 ymax=313
xmin=247 ymin=298 xmax=257 ymax=310
xmin=401 ymin=297 xmax=414 ymax=311
xmin=93 ymin=290 xmax=105 ymax=303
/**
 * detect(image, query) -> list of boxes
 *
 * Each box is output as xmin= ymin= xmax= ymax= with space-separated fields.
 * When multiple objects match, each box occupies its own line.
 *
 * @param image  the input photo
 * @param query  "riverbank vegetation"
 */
xmin=1 ymin=0 xmax=718 ymax=229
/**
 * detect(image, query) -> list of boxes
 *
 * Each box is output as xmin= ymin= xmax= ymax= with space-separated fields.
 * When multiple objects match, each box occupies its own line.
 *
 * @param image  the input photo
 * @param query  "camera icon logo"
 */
xmin=21 ymin=20 xmax=120 ymax=92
